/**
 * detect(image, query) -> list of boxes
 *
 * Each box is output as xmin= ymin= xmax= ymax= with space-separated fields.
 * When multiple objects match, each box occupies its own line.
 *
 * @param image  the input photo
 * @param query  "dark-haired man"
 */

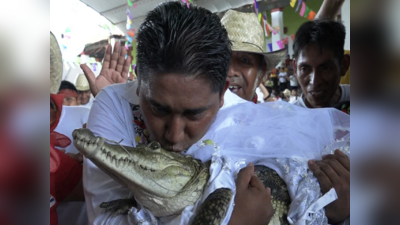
xmin=82 ymin=2 xmax=270 ymax=224
xmin=58 ymin=80 xmax=79 ymax=106
xmin=292 ymin=20 xmax=350 ymax=111
xmin=82 ymin=2 xmax=351 ymax=225
xmin=292 ymin=19 xmax=351 ymax=225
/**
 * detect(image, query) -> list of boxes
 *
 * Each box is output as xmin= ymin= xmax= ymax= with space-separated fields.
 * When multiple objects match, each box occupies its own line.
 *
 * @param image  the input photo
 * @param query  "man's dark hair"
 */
xmin=136 ymin=2 xmax=231 ymax=95
xmin=59 ymin=80 xmax=78 ymax=93
xmin=293 ymin=20 xmax=346 ymax=62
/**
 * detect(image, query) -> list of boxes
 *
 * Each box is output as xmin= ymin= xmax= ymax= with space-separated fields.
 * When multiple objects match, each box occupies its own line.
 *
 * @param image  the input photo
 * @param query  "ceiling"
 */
xmin=80 ymin=0 xmax=294 ymax=38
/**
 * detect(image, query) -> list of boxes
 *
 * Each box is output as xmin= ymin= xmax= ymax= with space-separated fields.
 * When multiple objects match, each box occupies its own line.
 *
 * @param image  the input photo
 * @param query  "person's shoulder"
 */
xmin=96 ymin=81 xmax=137 ymax=104
xmin=101 ymin=82 xmax=132 ymax=95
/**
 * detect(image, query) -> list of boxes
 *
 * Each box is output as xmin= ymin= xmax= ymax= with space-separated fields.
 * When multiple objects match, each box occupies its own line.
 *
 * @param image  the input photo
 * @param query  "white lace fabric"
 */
xmin=124 ymin=101 xmax=350 ymax=225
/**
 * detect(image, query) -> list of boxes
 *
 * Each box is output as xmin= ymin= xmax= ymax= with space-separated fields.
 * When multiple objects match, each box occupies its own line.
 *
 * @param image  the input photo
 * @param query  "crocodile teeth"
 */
xmin=115 ymin=156 xmax=119 ymax=168
xmin=106 ymin=152 xmax=111 ymax=162
xmin=119 ymin=159 xmax=125 ymax=168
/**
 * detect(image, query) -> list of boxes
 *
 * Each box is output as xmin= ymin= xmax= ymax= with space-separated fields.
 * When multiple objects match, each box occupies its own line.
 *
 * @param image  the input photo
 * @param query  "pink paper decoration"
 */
xmin=299 ymin=2 xmax=306 ymax=17
xmin=277 ymin=40 xmax=284 ymax=49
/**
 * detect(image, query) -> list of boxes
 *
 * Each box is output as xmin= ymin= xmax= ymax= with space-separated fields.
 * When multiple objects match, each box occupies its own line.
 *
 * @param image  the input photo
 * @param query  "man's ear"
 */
xmin=220 ymin=81 xmax=229 ymax=108
xmin=135 ymin=66 xmax=140 ymax=97
xmin=134 ymin=65 xmax=138 ymax=77
xmin=341 ymin=54 xmax=350 ymax=77
xmin=293 ymin=59 xmax=298 ymax=77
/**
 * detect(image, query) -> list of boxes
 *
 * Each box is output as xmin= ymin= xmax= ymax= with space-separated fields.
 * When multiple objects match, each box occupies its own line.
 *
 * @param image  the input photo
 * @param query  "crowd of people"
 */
xmin=49 ymin=0 xmax=350 ymax=225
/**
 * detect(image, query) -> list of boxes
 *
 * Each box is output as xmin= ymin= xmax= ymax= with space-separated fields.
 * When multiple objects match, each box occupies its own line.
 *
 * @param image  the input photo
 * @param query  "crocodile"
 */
xmin=73 ymin=128 xmax=290 ymax=224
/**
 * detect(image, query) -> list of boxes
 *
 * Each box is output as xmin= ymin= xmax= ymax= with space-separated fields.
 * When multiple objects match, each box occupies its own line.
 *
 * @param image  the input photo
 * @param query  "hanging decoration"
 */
xmin=291 ymin=0 xmax=316 ymax=21
xmin=303 ymin=6 xmax=311 ymax=18
xmin=290 ymin=0 xmax=297 ymax=8
xmin=299 ymin=2 xmax=306 ymax=17
xmin=291 ymin=33 xmax=296 ymax=41
xmin=295 ymin=0 xmax=303 ymax=12
xmin=181 ymin=0 xmax=190 ymax=8
xmin=307 ymin=10 xmax=316 ymax=20
xmin=277 ymin=40 xmax=284 ymax=49
xmin=253 ymin=0 xmax=259 ymax=15
xmin=127 ymin=0 xmax=133 ymax=7
xmin=263 ymin=18 xmax=269 ymax=37
xmin=282 ymin=37 xmax=289 ymax=45
xmin=267 ymin=43 xmax=273 ymax=52
xmin=91 ymin=63 xmax=97 ymax=72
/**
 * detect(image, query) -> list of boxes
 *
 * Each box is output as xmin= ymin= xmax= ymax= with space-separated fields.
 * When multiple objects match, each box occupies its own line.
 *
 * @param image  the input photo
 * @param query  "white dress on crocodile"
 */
xmin=125 ymin=101 xmax=350 ymax=225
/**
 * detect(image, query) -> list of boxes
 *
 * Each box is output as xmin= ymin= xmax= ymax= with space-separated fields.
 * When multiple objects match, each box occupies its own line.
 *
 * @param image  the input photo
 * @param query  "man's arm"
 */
xmin=258 ymin=83 xmax=270 ymax=100
xmin=315 ymin=0 xmax=345 ymax=20
xmin=83 ymin=88 xmax=135 ymax=224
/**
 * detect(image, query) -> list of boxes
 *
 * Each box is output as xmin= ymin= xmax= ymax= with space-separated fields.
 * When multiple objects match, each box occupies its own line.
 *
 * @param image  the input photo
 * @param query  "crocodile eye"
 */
xmin=148 ymin=142 xmax=161 ymax=150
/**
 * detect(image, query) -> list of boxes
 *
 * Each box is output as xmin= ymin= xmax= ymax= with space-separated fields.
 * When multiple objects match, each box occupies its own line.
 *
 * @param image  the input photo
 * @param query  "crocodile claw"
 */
xmin=100 ymin=198 xmax=137 ymax=215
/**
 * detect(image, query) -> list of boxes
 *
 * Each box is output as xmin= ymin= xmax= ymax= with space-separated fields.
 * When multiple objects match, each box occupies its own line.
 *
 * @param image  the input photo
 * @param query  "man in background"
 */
xmin=58 ymin=80 xmax=79 ymax=106
xmin=292 ymin=20 xmax=350 ymax=113
xmin=278 ymin=67 xmax=288 ymax=92
xmin=222 ymin=10 xmax=285 ymax=103
xmin=75 ymin=74 xmax=94 ymax=108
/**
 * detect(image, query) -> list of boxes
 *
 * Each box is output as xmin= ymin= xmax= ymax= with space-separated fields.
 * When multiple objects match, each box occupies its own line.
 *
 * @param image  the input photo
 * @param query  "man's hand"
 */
xmin=309 ymin=149 xmax=350 ymax=224
xmin=315 ymin=0 xmax=345 ymax=20
xmin=228 ymin=163 xmax=273 ymax=225
xmin=80 ymin=42 xmax=132 ymax=97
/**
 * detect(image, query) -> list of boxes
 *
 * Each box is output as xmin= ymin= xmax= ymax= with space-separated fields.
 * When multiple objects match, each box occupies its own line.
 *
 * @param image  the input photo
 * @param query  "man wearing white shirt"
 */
xmin=82 ymin=3 xmax=272 ymax=224
xmin=278 ymin=67 xmax=288 ymax=92
xmin=75 ymin=74 xmax=94 ymax=108
xmin=222 ymin=10 xmax=285 ymax=104
xmin=289 ymin=74 xmax=298 ymax=91
xmin=292 ymin=20 xmax=350 ymax=113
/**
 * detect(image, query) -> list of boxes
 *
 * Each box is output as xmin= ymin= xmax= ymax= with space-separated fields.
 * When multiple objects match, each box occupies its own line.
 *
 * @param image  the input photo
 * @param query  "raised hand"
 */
xmin=80 ymin=42 xmax=132 ymax=97
xmin=309 ymin=149 xmax=350 ymax=224
xmin=315 ymin=0 xmax=345 ymax=20
xmin=228 ymin=163 xmax=273 ymax=225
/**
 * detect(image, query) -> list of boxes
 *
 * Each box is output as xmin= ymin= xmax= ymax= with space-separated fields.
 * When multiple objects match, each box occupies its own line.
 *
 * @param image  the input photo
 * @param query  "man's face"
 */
xmin=58 ymin=89 xmax=79 ymax=106
xmin=294 ymin=43 xmax=344 ymax=108
xmin=227 ymin=52 xmax=264 ymax=101
xmin=138 ymin=73 xmax=228 ymax=152
xmin=78 ymin=90 xmax=91 ymax=105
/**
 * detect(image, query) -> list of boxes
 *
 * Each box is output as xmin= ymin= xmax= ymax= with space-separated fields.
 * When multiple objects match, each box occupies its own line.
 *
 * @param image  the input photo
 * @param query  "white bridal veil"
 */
xmin=128 ymin=101 xmax=350 ymax=225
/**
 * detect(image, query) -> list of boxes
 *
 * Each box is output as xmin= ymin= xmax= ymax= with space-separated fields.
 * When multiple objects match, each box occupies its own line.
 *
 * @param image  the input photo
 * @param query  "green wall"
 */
xmin=283 ymin=0 xmax=323 ymax=35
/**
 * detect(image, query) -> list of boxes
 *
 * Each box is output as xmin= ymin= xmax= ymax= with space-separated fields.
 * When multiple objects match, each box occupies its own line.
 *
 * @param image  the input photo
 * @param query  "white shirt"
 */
xmin=289 ymin=75 xmax=298 ymax=87
xmin=293 ymin=85 xmax=350 ymax=108
xmin=81 ymin=97 xmax=94 ymax=109
xmin=289 ymin=95 xmax=299 ymax=104
xmin=278 ymin=72 xmax=287 ymax=83
xmin=255 ymin=87 xmax=265 ymax=103
xmin=54 ymin=105 xmax=89 ymax=154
